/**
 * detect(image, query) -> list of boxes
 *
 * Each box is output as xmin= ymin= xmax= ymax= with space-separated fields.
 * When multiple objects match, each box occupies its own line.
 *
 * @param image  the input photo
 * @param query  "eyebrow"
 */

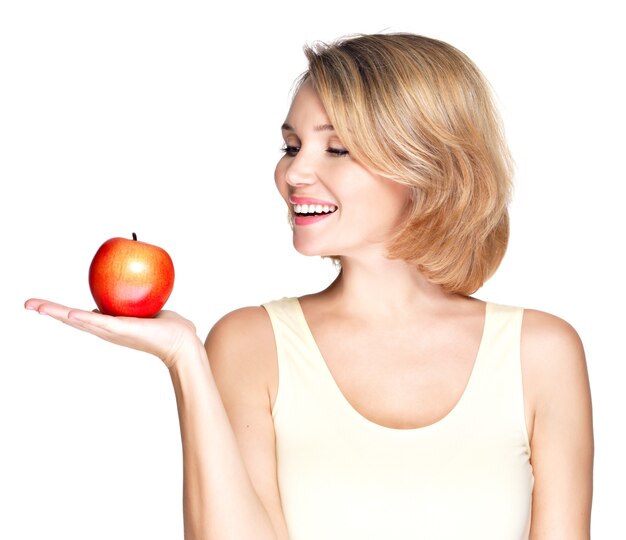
xmin=281 ymin=122 xmax=335 ymax=132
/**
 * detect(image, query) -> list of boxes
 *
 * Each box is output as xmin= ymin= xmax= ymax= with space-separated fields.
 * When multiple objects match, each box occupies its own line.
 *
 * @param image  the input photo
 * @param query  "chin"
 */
xmin=292 ymin=240 xmax=333 ymax=258
xmin=293 ymin=244 xmax=323 ymax=257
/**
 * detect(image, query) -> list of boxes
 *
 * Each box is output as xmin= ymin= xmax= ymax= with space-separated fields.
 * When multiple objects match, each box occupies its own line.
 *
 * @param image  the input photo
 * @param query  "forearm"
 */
xmin=168 ymin=341 xmax=277 ymax=540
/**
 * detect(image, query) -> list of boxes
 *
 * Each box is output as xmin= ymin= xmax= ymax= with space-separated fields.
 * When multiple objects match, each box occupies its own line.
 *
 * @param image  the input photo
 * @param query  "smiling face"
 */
xmin=274 ymin=80 xmax=413 ymax=260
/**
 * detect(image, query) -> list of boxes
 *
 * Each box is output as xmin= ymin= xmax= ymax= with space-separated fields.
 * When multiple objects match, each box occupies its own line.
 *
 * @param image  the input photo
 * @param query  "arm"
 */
xmin=202 ymin=306 xmax=289 ymax=539
xmin=169 ymin=305 xmax=289 ymax=540
xmin=169 ymin=340 xmax=283 ymax=539
xmin=521 ymin=309 xmax=594 ymax=539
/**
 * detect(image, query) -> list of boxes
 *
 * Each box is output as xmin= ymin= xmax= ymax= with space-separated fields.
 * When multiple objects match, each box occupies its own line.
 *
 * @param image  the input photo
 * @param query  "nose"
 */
xmin=283 ymin=150 xmax=318 ymax=187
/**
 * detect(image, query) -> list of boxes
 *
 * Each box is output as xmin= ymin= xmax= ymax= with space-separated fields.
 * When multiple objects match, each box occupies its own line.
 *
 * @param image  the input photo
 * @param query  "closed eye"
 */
xmin=280 ymin=145 xmax=300 ymax=157
xmin=326 ymin=147 xmax=349 ymax=157
xmin=279 ymin=145 xmax=349 ymax=158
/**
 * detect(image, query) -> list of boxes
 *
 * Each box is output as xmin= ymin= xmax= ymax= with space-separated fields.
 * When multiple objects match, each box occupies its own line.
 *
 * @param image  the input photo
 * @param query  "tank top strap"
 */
xmin=260 ymin=296 xmax=313 ymax=357
xmin=460 ymin=302 xmax=530 ymax=449
xmin=261 ymin=296 xmax=321 ymax=418
xmin=478 ymin=302 xmax=524 ymax=370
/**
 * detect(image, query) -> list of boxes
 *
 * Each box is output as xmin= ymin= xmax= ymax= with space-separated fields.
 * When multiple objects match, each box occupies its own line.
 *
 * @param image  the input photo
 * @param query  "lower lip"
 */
xmin=294 ymin=212 xmax=336 ymax=226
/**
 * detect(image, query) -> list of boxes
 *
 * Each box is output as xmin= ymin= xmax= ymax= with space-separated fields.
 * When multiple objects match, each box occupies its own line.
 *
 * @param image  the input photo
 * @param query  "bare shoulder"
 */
xmin=520 ymin=307 xmax=587 ymax=376
xmin=204 ymin=305 xmax=277 ymax=404
xmin=520 ymin=307 xmax=592 ymax=441
xmin=205 ymin=305 xmax=275 ymax=356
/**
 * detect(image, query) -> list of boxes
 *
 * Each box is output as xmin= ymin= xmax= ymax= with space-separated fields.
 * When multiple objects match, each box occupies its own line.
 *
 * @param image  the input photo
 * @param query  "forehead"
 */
xmin=284 ymin=80 xmax=330 ymax=126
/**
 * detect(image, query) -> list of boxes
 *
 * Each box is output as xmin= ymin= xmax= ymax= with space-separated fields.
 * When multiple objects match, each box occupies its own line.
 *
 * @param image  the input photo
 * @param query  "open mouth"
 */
xmin=292 ymin=203 xmax=338 ymax=217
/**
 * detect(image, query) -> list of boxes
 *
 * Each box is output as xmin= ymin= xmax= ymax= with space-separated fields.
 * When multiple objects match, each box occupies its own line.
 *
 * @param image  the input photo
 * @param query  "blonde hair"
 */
xmin=295 ymin=33 xmax=514 ymax=296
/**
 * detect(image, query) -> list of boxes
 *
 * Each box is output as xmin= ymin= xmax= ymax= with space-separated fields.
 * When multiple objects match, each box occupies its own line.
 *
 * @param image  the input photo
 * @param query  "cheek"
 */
xmin=383 ymin=179 xmax=412 ymax=204
xmin=274 ymin=161 xmax=287 ymax=197
xmin=368 ymin=185 xmax=413 ymax=224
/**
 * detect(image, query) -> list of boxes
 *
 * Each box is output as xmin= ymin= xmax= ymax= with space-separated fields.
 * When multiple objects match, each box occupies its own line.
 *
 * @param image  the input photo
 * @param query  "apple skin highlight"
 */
xmin=88 ymin=235 xmax=175 ymax=318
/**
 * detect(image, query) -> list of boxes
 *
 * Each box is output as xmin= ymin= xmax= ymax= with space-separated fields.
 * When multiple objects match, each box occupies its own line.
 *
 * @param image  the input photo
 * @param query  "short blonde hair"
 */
xmin=295 ymin=33 xmax=514 ymax=296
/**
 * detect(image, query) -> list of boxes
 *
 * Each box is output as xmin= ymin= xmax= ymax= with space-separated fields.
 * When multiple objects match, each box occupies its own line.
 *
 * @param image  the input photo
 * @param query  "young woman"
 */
xmin=25 ymin=33 xmax=593 ymax=539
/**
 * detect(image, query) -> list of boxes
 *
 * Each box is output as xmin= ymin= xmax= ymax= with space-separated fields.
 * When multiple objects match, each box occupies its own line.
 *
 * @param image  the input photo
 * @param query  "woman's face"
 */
xmin=274 ymin=79 xmax=412 ymax=259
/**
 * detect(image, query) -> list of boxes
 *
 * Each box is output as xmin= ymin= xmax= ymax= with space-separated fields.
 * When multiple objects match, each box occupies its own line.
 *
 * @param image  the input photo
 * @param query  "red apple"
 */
xmin=88 ymin=233 xmax=175 ymax=318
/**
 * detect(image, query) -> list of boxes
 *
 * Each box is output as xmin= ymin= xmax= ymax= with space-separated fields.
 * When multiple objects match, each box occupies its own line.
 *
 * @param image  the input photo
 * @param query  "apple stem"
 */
xmin=132 ymin=232 xmax=137 ymax=241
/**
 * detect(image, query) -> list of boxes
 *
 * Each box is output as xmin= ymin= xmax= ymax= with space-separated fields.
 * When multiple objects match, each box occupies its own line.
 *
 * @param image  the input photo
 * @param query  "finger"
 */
xmin=28 ymin=300 xmax=114 ymax=335
xmin=25 ymin=299 xmax=75 ymax=318
xmin=66 ymin=309 xmax=123 ymax=335
xmin=24 ymin=298 xmax=56 ymax=311
xmin=31 ymin=300 xmax=79 ymax=318
xmin=28 ymin=299 xmax=144 ymax=337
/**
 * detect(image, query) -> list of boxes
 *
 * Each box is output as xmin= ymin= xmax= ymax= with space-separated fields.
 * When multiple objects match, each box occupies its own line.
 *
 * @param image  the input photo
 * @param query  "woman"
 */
xmin=25 ymin=33 xmax=593 ymax=539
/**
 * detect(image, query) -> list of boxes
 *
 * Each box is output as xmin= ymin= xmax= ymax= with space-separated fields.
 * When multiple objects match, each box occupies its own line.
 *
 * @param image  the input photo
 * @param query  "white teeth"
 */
xmin=293 ymin=203 xmax=337 ymax=214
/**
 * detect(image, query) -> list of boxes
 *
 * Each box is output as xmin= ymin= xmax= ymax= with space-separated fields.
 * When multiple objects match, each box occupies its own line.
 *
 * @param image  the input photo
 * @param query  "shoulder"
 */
xmin=520 ymin=307 xmax=586 ymax=374
xmin=208 ymin=303 xmax=271 ymax=330
xmin=206 ymin=305 xmax=275 ymax=354
xmin=519 ymin=307 xmax=591 ymax=435
xmin=204 ymin=305 xmax=277 ymax=398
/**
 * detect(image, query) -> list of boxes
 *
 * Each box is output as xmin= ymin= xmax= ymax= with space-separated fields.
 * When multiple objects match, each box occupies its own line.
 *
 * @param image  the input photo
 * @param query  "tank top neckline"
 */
xmin=289 ymin=296 xmax=492 ymax=435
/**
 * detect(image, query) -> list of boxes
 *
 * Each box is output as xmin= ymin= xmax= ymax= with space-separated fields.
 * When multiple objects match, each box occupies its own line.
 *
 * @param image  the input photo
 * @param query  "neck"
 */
xmin=323 ymin=254 xmax=462 ymax=323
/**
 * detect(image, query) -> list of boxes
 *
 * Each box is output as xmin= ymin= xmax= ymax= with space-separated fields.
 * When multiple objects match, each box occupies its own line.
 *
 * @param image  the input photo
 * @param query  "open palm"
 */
xmin=24 ymin=299 xmax=200 ymax=370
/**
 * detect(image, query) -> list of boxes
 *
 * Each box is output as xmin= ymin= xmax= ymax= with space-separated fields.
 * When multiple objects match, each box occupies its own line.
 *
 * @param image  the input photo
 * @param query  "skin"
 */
xmin=25 ymin=80 xmax=593 ymax=539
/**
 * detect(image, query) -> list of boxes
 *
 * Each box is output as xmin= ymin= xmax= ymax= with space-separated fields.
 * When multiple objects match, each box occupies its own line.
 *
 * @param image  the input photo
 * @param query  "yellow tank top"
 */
xmin=261 ymin=296 xmax=534 ymax=540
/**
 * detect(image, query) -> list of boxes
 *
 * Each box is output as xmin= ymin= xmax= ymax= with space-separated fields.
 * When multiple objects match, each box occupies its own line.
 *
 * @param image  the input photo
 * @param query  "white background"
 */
xmin=1 ymin=0 xmax=623 ymax=537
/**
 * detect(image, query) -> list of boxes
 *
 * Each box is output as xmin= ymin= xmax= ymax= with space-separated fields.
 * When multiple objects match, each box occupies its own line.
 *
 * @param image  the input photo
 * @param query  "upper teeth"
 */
xmin=293 ymin=204 xmax=337 ymax=214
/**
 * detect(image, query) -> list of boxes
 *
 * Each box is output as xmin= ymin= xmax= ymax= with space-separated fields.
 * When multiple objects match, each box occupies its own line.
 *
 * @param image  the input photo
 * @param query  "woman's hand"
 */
xmin=24 ymin=298 xmax=200 ymax=370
